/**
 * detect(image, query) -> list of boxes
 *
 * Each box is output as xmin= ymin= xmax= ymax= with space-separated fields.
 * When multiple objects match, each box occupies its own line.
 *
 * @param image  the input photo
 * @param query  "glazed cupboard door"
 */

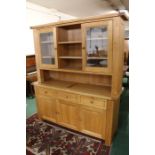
xmin=82 ymin=20 xmax=112 ymax=73
xmin=38 ymin=27 xmax=58 ymax=68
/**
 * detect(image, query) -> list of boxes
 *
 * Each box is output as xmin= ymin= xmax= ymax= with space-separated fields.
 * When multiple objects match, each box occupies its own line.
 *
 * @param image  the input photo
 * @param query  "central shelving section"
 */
xmin=57 ymin=24 xmax=82 ymax=70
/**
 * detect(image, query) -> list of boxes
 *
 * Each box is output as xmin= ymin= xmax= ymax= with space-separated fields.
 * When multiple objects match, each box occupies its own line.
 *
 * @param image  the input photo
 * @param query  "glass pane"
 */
xmin=40 ymin=32 xmax=55 ymax=64
xmin=86 ymin=26 xmax=108 ymax=67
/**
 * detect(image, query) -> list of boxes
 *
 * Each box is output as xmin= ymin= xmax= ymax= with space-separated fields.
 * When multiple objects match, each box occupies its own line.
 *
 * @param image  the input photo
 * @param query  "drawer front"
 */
xmin=81 ymin=96 xmax=107 ymax=109
xmin=36 ymin=87 xmax=57 ymax=98
xmin=58 ymin=91 xmax=80 ymax=103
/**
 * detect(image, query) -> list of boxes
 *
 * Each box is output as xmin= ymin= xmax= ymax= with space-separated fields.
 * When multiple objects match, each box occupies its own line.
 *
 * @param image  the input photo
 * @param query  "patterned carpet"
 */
xmin=26 ymin=114 xmax=110 ymax=155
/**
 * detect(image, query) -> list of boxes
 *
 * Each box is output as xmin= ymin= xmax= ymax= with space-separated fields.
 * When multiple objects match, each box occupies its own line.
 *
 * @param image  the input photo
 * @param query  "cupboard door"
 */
xmin=38 ymin=27 xmax=58 ymax=68
xmin=57 ymin=99 xmax=80 ymax=130
xmin=82 ymin=20 xmax=112 ymax=73
xmin=37 ymin=96 xmax=57 ymax=123
xmin=80 ymin=106 xmax=106 ymax=139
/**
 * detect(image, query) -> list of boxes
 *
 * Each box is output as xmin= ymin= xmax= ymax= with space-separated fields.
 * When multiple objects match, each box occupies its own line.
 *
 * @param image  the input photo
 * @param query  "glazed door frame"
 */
xmin=82 ymin=20 xmax=112 ymax=73
xmin=38 ymin=27 xmax=58 ymax=69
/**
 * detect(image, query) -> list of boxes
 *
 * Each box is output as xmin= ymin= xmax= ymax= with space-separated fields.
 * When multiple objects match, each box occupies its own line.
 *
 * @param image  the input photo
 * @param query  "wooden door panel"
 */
xmin=80 ymin=107 xmax=106 ymax=139
xmin=37 ymin=96 xmax=57 ymax=122
xmin=57 ymin=99 xmax=80 ymax=130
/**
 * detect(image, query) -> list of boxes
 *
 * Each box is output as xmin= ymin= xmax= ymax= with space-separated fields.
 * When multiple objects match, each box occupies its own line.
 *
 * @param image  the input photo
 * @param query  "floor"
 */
xmin=26 ymin=88 xmax=129 ymax=155
xmin=110 ymin=88 xmax=129 ymax=155
xmin=26 ymin=97 xmax=37 ymax=118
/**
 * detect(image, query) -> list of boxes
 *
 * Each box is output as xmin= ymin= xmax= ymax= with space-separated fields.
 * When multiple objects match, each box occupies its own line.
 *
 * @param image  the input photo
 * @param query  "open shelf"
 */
xmin=38 ymin=79 xmax=111 ymax=98
xmin=57 ymin=24 xmax=82 ymax=71
xmin=42 ymin=70 xmax=112 ymax=87
xmin=58 ymin=44 xmax=82 ymax=57
xmin=39 ymin=66 xmax=112 ymax=75
xmin=41 ymin=79 xmax=75 ymax=89
xmin=57 ymin=24 xmax=81 ymax=42
xmin=69 ymin=83 xmax=111 ymax=98
xmin=58 ymin=41 xmax=82 ymax=44
xmin=59 ymin=56 xmax=82 ymax=59
xmin=59 ymin=58 xmax=82 ymax=71
xmin=61 ymin=66 xmax=82 ymax=71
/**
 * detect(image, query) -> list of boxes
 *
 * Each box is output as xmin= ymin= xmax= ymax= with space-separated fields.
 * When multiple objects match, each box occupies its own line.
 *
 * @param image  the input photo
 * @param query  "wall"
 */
xmin=26 ymin=2 xmax=76 ymax=55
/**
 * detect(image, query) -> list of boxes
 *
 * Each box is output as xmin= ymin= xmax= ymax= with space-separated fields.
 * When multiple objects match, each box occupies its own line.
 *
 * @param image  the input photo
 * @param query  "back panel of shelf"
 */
xmin=40 ymin=70 xmax=112 ymax=87
xmin=57 ymin=24 xmax=82 ymax=42
xmin=59 ymin=59 xmax=82 ymax=70
xmin=58 ymin=43 xmax=82 ymax=57
xmin=38 ymin=69 xmax=112 ymax=97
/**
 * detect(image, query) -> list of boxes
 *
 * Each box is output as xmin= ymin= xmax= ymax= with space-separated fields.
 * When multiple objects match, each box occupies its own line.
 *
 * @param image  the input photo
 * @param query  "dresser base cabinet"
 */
xmin=34 ymin=85 xmax=120 ymax=146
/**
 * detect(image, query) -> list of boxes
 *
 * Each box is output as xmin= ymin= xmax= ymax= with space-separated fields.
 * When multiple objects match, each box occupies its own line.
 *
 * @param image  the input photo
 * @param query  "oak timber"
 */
xmin=32 ymin=14 xmax=124 ymax=146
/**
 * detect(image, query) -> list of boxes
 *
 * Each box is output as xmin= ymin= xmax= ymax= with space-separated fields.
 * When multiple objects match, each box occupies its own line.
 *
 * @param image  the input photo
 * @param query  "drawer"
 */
xmin=36 ymin=87 xmax=57 ymax=98
xmin=81 ymin=96 xmax=107 ymax=109
xmin=58 ymin=91 xmax=80 ymax=103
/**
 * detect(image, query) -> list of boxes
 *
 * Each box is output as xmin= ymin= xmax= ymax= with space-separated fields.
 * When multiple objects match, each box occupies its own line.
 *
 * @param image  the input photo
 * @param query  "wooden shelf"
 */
xmin=59 ymin=56 xmax=82 ymax=59
xmin=69 ymin=83 xmax=111 ymax=98
xmin=58 ymin=41 xmax=82 ymax=44
xmin=61 ymin=66 xmax=82 ymax=71
xmin=36 ymin=79 xmax=111 ymax=99
xmin=39 ymin=67 xmax=112 ymax=75
xmin=87 ymin=57 xmax=107 ymax=60
xmin=40 ymin=79 xmax=75 ymax=89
